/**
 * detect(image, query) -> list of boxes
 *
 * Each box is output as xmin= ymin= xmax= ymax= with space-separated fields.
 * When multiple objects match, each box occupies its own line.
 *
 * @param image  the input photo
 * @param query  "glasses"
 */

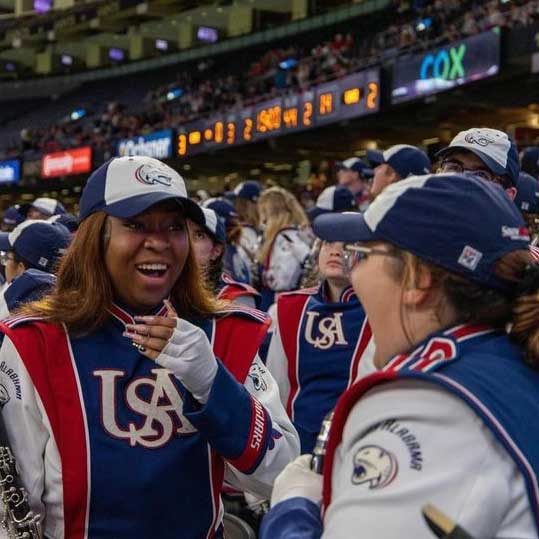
xmin=439 ymin=160 xmax=508 ymax=188
xmin=342 ymin=244 xmax=400 ymax=273
xmin=0 ymin=252 xmax=15 ymax=267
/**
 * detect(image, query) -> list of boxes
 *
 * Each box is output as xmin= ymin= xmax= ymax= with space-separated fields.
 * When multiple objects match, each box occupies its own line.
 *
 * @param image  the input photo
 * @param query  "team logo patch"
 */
xmin=352 ymin=445 xmax=398 ymax=489
xmin=248 ymin=363 xmax=268 ymax=392
xmin=304 ymin=311 xmax=348 ymax=350
xmin=0 ymin=385 xmax=9 ymax=409
xmin=134 ymin=164 xmax=173 ymax=187
xmin=464 ymin=132 xmax=495 ymax=147
xmin=501 ymin=225 xmax=530 ymax=241
xmin=457 ymin=245 xmax=482 ymax=271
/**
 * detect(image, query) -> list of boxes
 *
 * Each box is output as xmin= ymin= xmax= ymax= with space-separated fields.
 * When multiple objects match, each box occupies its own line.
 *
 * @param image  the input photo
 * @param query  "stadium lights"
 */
xmin=70 ymin=109 xmax=87 ymax=121
xmin=279 ymin=58 xmax=298 ymax=70
xmin=166 ymin=88 xmax=183 ymax=101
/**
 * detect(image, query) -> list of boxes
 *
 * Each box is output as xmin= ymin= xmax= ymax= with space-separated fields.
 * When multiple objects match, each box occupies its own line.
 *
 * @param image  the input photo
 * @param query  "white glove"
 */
xmin=271 ymin=454 xmax=323 ymax=507
xmin=154 ymin=318 xmax=218 ymax=403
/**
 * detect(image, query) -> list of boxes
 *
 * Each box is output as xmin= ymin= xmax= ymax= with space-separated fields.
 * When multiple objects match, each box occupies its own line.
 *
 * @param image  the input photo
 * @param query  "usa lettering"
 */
xmin=250 ymin=399 xmax=266 ymax=450
xmin=304 ymin=311 xmax=348 ymax=350
xmin=94 ymin=368 xmax=196 ymax=449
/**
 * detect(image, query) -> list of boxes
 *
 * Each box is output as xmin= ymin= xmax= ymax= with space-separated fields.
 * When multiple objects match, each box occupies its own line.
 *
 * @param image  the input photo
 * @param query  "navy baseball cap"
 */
xmin=20 ymin=197 xmax=66 ymax=217
xmin=313 ymin=173 xmax=529 ymax=291
xmin=336 ymin=157 xmax=373 ymax=178
xmin=520 ymin=147 xmax=539 ymax=177
xmin=367 ymin=145 xmax=431 ymax=179
xmin=436 ymin=128 xmax=519 ymax=187
xmin=200 ymin=207 xmax=226 ymax=243
xmin=79 ymin=156 xmax=204 ymax=224
xmin=233 ymin=181 xmax=262 ymax=202
xmin=514 ymin=172 xmax=539 ymax=215
xmin=2 ymin=205 xmax=24 ymax=227
xmin=0 ymin=220 xmax=71 ymax=273
xmin=202 ymin=197 xmax=238 ymax=227
xmin=48 ymin=213 xmax=79 ymax=233
xmin=307 ymin=185 xmax=356 ymax=221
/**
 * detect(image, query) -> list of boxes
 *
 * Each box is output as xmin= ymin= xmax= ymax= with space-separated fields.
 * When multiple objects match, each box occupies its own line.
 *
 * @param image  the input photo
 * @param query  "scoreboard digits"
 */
xmin=177 ymin=68 xmax=380 ymax=157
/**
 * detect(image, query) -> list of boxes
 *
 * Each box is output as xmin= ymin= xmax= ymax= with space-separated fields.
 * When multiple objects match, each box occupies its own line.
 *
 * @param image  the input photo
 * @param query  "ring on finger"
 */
xmin=132 ymin=342 xmax=147 ymax=353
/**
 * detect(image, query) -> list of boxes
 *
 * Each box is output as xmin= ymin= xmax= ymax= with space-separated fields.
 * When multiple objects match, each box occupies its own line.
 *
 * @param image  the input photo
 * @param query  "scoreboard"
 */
xmin=177 ymin=68 xmax=380 ymax=158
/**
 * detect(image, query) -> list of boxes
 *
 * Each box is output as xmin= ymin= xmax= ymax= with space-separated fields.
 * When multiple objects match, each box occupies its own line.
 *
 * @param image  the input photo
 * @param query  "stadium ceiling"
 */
xmin=0 ymin=0 xmax=317 ymax=76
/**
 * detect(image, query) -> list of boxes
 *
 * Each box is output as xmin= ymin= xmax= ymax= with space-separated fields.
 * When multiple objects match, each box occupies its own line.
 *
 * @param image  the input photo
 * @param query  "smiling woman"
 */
xmin=0 ymin=155 xmax=299 ymax=539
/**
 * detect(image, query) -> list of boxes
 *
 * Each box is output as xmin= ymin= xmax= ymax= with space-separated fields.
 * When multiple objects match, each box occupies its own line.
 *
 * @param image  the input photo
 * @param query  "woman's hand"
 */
xmin=123 ymin=300 xmax=218 ymax=403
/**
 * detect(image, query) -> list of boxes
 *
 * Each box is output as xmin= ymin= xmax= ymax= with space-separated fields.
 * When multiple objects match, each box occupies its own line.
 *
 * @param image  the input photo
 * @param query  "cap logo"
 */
xmin=464 ymin=132 xmax=495 ymax=147
xmin=457 ymin=245 xmax=483 ymax=271
xmin=38 ymin=256 xmax=49 ymax=268
xmin=501 ymin=226 xmax=530 ymax=241
xmin=134 ymin=165 xmax=173 ymax=187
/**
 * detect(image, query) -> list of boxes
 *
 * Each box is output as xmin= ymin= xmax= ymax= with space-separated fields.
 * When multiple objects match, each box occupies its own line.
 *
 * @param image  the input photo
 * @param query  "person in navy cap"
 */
xmin=1 ymin=205 xmax=24 ymax=232
xmin=307 ymin=185 xmax=356 ymax=222
xmin=336 ymin=158 xmax=373 ymax=211
xmin=261 ymin=173 xmax=539 ymax=539
xmin=0 ymin=155 xmax=298 ymax=539
xmin=233 ymin=181 xmax=262 ymax=280
xmin=20 ymin=197 xmax=66 ymax=220
xmin=0 ymin=220 xmax=71 ymax=317
xmin=367 ymin=144 xmax=431 ymax=200
xmin=436 ymin=127 xmax=519 ymax=200
xmin=189 ymin=206 xmax=260 ymax=308
xmin=203 ymin=197 xmax=253 ymax=285
xmin=520 ymin=146 xmax=539 ymax=179
xmin=48 ymin=213 xmax=79 ymax=234
xmin=515 ymin=172 xmax=539 ymax=243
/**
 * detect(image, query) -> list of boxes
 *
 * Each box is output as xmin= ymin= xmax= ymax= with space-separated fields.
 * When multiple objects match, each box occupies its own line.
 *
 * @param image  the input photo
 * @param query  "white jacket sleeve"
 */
xmin=0 ymin=335 xmax=65 ymax=539
xmin=323 ymin=380 xmax=535 ymax=539
xmin=224 ymin=355 xmax=300 ymax=499
xmin=265 ymin=311 xmax=291 ymax=410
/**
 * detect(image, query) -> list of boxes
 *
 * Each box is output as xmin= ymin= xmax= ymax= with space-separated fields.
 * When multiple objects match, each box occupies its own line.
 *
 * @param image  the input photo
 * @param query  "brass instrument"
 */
xmin=0 ymin=419 xmax=41 ymax=539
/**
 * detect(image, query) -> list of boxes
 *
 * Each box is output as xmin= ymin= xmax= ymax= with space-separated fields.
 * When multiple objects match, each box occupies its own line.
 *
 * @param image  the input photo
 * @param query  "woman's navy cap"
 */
xmin=0 ymin=220 xmax=71 ymax=273
xmin=202 ymin=197 xmax=238 ymax=227
xmin=307 ymin=185 xmax=356 ymax=222
xmin=233 ymin=181 xmax=262 ymax=202
xmin=514 ymin=172 xmax=539 ymax=215
xmin=200 ymin=207 xmax=226 ymax=244
xmin=313 ymin=173 xmax=530 ymax=291
xmin=79 ymin=156 xmax=204 ymax=224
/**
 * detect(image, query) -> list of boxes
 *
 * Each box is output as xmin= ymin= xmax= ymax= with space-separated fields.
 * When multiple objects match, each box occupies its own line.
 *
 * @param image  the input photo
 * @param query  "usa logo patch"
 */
xmin=457 ymin=245 xmax=483 ymax=271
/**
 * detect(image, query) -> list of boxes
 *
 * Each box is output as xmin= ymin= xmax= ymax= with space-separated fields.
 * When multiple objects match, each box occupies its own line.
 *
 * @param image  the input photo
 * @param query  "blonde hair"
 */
xmin=257 ymin=187 xmax=309 ymax=263
xmin=18 ymin=211 xmax=223 ymax=335
xmin=385 ymin=246 xmax=539 ymax=367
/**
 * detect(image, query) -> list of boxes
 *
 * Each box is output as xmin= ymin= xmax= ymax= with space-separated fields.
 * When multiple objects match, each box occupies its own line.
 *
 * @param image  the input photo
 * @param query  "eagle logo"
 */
xmin=134 ymin=164 xmax=173 ymax=187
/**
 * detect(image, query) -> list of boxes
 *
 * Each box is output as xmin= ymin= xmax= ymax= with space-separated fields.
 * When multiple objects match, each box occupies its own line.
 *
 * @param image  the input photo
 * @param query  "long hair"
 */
xmin=18 ymin=211 xmax=222 ymax=335
xmin=384 ymin=246 xmax=539 ymax=367
xmin=257 ymin=186 xmax=309 ymax=263
xmin=235 ymin=198 xmax=259 ymax=228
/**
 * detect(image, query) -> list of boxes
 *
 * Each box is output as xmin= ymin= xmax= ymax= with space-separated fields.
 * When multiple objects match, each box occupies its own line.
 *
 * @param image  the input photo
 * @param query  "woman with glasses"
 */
xmin=0 ymin=156 xmax=299 ymax=539
xmin=266 ymin=237 xmax=374 ymax=454
xmin=261 ymin=173 xmax=539 ymax=539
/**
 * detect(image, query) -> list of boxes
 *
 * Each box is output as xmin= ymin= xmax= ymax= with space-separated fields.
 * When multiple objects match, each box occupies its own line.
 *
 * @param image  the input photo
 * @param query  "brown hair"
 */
xmin=18 ymin=211 xmax=223 ymax=335
xmin=257 ymin=186 xmax=309 ymax=263
xmin=235 ymin=198 xmax=259 ymax=228
xmin=386 ymin=247 xmax=539 ymax=367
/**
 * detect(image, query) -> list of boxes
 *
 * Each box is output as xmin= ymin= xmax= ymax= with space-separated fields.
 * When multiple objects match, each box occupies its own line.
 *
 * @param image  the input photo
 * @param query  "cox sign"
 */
xmin=391 ymin=30 xmax=500 ymax=104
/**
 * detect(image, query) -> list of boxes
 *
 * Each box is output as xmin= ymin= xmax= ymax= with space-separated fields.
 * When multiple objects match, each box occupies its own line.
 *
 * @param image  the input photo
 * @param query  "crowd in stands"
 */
xmin=1 ymin=0 xmax=538 ymax=161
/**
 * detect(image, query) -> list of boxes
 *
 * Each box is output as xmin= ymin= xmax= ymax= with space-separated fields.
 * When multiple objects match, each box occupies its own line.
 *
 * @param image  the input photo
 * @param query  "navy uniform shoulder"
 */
xmin=216 ymin=304 xmax=269 ymax=324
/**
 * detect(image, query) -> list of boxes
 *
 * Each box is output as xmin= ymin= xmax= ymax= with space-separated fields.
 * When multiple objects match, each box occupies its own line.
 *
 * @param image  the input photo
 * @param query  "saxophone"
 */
xmin=0 ymin=420 xmax=42 ymax=539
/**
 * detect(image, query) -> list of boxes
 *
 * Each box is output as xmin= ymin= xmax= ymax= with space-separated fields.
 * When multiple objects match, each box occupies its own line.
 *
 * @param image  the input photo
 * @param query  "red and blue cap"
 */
xmin=313 ymin=173 xmax=530 ymax=291
xmin=367 ymin=144 xmax=431 ymax=179
xmin=79 ymin=156 xmax=204 ymax=224
xmin=0 ymin=220 xmax=71 ymax=273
